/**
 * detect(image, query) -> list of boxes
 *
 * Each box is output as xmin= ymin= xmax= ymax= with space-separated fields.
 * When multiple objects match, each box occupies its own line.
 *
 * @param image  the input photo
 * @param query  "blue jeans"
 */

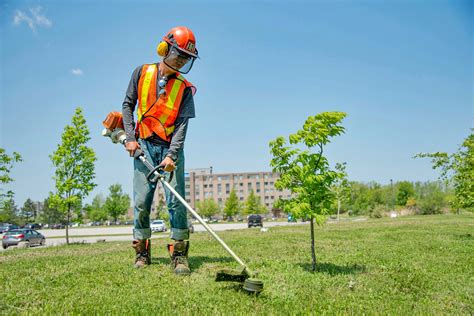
xmin=133 ymin=138 xmax=189 ymax=240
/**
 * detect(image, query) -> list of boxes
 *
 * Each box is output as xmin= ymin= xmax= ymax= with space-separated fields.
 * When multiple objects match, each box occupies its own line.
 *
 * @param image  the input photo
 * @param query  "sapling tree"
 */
xmin=223 ymin=189 xmax=240 ymax=219
xmin=104 ymin=184 xmax=131 ymax=223
xmin=270 ymin=112 xmax=346 ymax=271
xmin=196 ymin=198 xmax=220 ymax=221
xmin=85 ymin=194 xmax=108 ymax=222
xmin=243 ymin=190 xmax=266 ymax=215
xmin=50 ymin=108 xmax=97 ymax=244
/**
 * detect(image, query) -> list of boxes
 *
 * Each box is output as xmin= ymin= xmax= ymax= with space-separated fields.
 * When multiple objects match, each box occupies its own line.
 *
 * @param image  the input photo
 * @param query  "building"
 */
xmin=184 ymin=168 xmax=291 ymax=210
xmin=149 ymin=168 xmax=291 ymax=218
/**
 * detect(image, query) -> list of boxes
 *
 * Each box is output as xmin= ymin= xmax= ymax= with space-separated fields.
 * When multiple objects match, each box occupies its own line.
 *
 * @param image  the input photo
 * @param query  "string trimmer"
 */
xmin=102 ymin=112 xmax=263 ymax=293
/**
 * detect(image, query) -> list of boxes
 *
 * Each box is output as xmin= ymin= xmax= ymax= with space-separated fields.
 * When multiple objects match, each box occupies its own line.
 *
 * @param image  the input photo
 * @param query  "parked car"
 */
xmin=2 ymin=229 xmax=45 ymax=249
xmin=2 ymin=224 xmax=20 ymax=232
xmin=151 ymin=220 xmax=167 ymax=233
xmin=247 ymin=214 xmax=263 ymax=228
xmin=0 ymin=224 xmax=12 ymax=233
xmin=52 ymin=223 xmax=65 ymax=229
xmin=24 ymin=223 xmax=42 ymax=230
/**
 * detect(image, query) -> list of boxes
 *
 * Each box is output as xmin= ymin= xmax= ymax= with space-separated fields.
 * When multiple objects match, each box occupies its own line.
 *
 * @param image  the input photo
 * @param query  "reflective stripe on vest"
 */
xmin=136 ymin=64 xmax=193 ymax=141
xmin=137 ymin=65 xmax=156 ymax=122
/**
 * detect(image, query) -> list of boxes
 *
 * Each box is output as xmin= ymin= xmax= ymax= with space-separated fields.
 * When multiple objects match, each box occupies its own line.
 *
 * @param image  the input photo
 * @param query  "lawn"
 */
xmin=1 ymin=214 xmax=472 ymax=314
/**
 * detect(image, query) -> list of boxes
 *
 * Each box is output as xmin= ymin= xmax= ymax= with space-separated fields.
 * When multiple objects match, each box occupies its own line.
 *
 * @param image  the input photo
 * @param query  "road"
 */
xmin=1 ymin=221 xmax=307 ymax=251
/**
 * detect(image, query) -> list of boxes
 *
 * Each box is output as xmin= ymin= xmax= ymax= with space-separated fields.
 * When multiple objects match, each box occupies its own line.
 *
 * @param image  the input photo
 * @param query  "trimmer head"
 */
xmin=243 ymin=278 xmax=264 ymax=293
xmin=215 ymin=267 xmax=264 ymax=294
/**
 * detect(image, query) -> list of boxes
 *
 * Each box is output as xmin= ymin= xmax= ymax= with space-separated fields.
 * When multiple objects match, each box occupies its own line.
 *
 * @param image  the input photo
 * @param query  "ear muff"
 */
xmin=157 ymin=41 xmax=169 ymax=57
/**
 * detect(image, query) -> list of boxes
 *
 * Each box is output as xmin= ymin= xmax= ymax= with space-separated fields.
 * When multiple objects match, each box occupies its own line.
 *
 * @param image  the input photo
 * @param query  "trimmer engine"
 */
xmin=102 ymin=112 xmax=127 ymax=144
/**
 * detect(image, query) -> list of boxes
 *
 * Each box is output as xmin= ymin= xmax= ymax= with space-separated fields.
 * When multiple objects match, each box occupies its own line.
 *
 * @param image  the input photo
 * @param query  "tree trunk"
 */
xmin=66 ymin=206 xmax=70 ymax=245
xmin=310 ymin=216 xmax=317 ymax=272
xmin=337 ymin=199 xmax=341 ymax=221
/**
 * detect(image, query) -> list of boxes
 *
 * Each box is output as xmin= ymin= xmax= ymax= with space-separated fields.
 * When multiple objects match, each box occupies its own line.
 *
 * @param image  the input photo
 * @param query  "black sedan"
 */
xmin=2 ymin=229 xmax=46 ymax=249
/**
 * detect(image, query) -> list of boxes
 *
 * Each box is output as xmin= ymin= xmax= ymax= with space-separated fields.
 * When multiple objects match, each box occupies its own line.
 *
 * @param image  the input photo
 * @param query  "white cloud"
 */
xmin=30 ymin=7 xmax=52 ymax=28
xmin=13 ymin=6 xmax=52 ymax=32
xmin=71 ymin=68 xmax=84 ymax=76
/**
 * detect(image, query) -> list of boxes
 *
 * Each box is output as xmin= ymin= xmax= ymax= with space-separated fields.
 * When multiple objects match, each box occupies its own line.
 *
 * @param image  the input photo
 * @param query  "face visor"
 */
xmin=163 ymin=44 xmax=197 ymax=74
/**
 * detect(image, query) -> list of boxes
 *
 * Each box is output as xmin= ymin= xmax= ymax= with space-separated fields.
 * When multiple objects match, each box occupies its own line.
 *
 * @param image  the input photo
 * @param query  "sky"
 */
xmin=1 ymin=0 xmax=472 ymax=207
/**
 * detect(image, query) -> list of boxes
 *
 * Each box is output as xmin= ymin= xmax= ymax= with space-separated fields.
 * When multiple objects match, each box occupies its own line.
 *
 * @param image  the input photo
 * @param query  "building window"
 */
xmin=204 ymin=184 xmax=208 ymax=188
xmin=239 ymin=197 xmax=244 ymax=200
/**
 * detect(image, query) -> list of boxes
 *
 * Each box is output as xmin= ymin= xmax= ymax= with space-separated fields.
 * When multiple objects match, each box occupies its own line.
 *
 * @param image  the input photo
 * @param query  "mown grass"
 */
xmin=1 ymin=214 xmax=473 ymax=314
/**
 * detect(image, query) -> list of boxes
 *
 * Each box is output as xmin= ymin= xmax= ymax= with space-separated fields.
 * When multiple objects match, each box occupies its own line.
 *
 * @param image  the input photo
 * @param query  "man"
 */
xmin=122 ymin=26 xmax=198 ymax=275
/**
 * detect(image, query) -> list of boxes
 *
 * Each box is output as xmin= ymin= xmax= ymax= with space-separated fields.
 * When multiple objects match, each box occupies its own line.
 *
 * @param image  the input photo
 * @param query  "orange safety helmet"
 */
xmin=157 ymin=26 xmax=199 ymax=58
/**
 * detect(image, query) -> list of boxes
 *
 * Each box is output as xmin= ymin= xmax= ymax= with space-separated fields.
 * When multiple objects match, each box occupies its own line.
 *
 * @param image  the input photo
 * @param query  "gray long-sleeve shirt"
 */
xmin=122 ymin=63 xmax=195 ymax=161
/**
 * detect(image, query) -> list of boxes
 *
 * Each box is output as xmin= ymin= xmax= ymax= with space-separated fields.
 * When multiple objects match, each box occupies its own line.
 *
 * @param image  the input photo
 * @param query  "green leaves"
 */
xmin=104 ymin=184 xmax=130 ymax=222
xmin=49 ymin=107 xmax=97 ymax=220
xmin=292 ymin=112 xmax=347 ymax=147
xmin=269 ymin=112 xmax=347 ymax=223
xmin=243 ymin=190 xmax=266 ymax=215
xmin=223 ymin=189 xmax=241 ymax=217
xmin=196 ymin=198 xmax=220 ymax=220
xmin=415 ymin=129 xmax=473 ymax=211
xmin=0 ymin=148 xmax=22 ymax=207
xmin=0 ymin=148 xmax=22 ymax=185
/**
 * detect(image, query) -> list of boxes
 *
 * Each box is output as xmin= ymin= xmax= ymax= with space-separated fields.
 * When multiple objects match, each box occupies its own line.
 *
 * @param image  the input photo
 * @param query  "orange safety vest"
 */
xmin=136 ymin=64 xmax=195 ymax=141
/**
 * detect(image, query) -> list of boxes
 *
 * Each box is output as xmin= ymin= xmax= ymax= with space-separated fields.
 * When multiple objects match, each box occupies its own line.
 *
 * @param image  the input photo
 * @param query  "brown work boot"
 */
xmin=132 ymin=239 xmax=151 ymax=268
xmin=167 ymin=241 xmax=190 ymax=276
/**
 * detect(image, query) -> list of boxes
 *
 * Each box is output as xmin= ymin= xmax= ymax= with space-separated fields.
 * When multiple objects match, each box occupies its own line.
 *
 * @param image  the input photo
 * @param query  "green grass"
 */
xmin=1 ymin=214 xmax=473 ymax=314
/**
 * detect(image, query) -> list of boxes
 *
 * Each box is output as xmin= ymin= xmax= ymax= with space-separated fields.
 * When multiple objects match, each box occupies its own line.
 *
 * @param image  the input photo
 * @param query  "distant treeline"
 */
xmin=339 ymin=180 xmax=452 ymax=218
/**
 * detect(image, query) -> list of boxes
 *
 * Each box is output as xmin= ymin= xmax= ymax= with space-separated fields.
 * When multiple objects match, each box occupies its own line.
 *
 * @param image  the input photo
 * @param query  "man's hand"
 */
xmin=159 ymin=156 xmax=176 ymax=172
xmin=125 ymin=141 xmax=140 ymax=157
